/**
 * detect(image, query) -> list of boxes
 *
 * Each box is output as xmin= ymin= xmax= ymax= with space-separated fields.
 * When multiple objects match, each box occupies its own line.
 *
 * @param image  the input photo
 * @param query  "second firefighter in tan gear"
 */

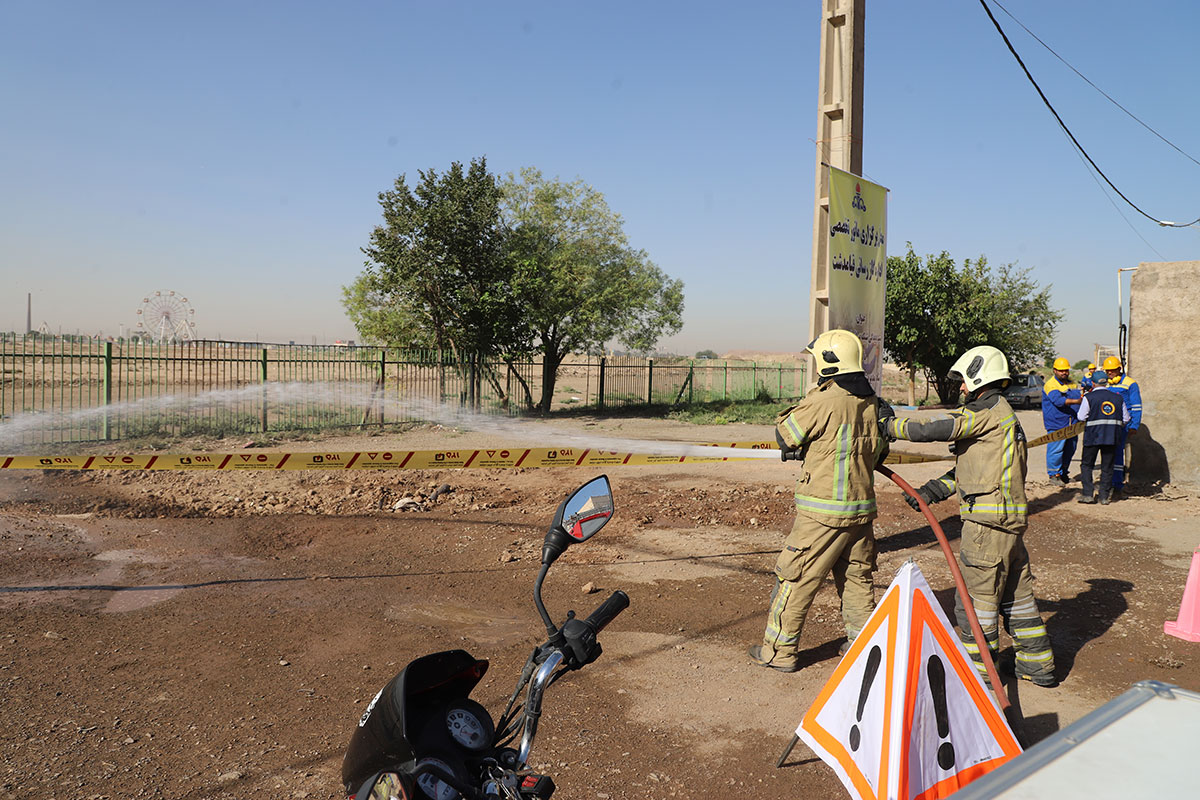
xmin=884 ymin=345 xmax=1056 ymax=687
xmin=750 ymin=330 xmax=891 ymax=672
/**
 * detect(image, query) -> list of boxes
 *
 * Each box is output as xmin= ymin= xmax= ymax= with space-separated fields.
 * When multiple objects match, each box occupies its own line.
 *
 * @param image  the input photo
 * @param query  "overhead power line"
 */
xmin=991 ymin=0 xmax=1200 ymax=172
xmin=977 ymin=0 xmax=1200 ymax=228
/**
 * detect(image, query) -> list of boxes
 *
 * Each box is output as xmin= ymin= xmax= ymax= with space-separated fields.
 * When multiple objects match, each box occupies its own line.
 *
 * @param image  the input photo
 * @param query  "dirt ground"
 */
xmin=2 ymin=410 xmax=1199 ymax=799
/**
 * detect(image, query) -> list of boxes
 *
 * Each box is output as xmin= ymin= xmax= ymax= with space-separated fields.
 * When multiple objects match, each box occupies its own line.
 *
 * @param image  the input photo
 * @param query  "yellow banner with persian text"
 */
xmin=828 ymin=166 xmax=888 ymax=392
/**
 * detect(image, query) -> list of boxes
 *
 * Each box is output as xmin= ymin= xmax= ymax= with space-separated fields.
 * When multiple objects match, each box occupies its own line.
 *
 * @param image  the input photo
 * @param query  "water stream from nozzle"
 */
xmin=0 ymin=381 xmax=781 ymax=460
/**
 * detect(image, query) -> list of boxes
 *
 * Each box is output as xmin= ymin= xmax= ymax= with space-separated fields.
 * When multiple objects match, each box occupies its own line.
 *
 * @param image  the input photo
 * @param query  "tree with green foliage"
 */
xmin=1072 ymin=359 xmax=1091 ymax=371
xmin=340 ymin=271 xmax=431 ymax=348
xmin=345 ymin=160 xmax=684 ymax=413
xmin=352 ymin=157 xmax=526 ymax=404
xmin=695 ymin=349 xmax=720 ymax=359
xmin=884 ymin=244 xmax=1061 ymax=405
xmin=500 ymin=168 xmax=684 ymax=412
xmin=357 ymin=156 xmax=517 ymax=360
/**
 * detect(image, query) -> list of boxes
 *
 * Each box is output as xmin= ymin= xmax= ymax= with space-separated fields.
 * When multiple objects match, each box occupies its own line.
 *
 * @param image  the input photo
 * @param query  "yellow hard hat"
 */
xmin=1103 ymin=355 xmax=1122 ymax=371
xmin=1087 ymin=362 xmax=1096 ymax=370
xmin=807 ymin=329 xmax=864 ymax=378
xmin=1053 ymin=357 xmax=1070 ymax=370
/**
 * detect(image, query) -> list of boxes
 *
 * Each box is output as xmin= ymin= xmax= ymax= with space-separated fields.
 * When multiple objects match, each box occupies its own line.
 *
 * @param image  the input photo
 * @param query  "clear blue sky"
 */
xmin=3 ymin=1 xmax=1197 ymax=364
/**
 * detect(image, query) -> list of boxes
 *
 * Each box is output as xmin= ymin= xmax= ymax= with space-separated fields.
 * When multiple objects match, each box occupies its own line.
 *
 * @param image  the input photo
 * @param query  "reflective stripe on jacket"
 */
xmin=886 ymin=391 xmax=1028 ymax=532
xmin=1080 ymin=387 xmax=1125 ymax=446
xmin=1106 ymin=374 xmax=1142 ymax=430
xmin=775 ymin=381 xmax=887 ymax=527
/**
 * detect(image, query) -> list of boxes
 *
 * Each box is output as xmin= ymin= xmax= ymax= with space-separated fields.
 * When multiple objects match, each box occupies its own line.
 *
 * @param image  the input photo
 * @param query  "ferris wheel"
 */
xmin=135 ymin=290 xmax=196 ymax=342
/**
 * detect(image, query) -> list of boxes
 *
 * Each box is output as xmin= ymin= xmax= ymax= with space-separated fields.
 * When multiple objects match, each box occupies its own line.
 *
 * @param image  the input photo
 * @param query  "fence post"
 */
xmin=379 ymin=348 xmax=387 ymax=426
xmin=260 ymin=347 xmax=269 ymax=433
xmin=598 ymin=356 xmax=606 ymax=408
xmin=752 ymin=361 xmax=758 ymax=399
xmin=723 ymin=361 xmax=728 ymax=401
xmin=471 ymin=352 xmax=479 ymax=411
xmin=102 ymin=341 xmax=113 ymax=440
xmin=647 ymin=358 xmax=654 ymax=405
xmin=778 ymin=363 xmax=782 ymax=400
xmin=689 ymin=365 xmax=694 ymax=404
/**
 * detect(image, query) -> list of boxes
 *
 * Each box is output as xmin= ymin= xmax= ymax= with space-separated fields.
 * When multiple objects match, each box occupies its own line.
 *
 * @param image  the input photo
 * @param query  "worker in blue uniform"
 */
xmin=1075 ymin=371 xmax=1130 ymax=504
xmin=1102 ymin=356 xmax=1142 ymax=494
xmin=1080 ymin=362 xmax=1097 ymax=392
xmin=1041 ymin=357 xmax=1081 ymax=487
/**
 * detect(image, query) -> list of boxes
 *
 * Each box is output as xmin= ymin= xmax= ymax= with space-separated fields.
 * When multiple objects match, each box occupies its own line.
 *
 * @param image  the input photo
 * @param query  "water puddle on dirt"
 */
xmin=92 ymin=549 xmax=181 ymax=613
xmin=390 ymin=603 xmax=529 ymax=647
xmin=2 ymin=544 xmax=181 ymax=613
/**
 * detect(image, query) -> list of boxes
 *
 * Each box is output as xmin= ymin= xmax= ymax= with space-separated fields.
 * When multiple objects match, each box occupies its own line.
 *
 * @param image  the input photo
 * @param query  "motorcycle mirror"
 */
xmin=541 ymin=475 xmax=613 ymax=565
xmin=353 ymin=770 xmax=413 ymax=800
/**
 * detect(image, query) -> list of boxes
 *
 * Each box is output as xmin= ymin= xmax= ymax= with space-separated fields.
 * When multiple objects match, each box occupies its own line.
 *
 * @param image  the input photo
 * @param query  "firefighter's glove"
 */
xmin=905 ymin=478 xmax=953 ymax=512
xmin=878 ymin=402 xmax=897 ymax=441
xmin=775 ymin=429 xmax=800 ymax=461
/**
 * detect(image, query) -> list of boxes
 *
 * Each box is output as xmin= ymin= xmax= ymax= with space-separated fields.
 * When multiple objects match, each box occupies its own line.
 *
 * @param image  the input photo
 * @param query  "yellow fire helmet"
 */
xmin=1103 ymin=355 xmax=1122 ymax=371
xmin=1087 ymin=362 xmax=1096 ymax=371
xmin=1053 ymin=357 xmax=1070 ymax=371
xmin=806 ymin=329 xmax=864 ymax=378
xmin=949 ymin=345 xmax=1011 ymax=392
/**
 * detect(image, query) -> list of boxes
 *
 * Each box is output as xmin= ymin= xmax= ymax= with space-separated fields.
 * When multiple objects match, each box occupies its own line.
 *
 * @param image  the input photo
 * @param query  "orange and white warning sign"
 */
xmin=796 ymin=561 xmax=1021 ymax=800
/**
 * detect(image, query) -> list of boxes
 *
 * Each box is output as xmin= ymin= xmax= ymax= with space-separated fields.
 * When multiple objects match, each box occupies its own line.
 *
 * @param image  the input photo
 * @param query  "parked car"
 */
xmin=1004 ymin=372 xmax=1044 ymax=409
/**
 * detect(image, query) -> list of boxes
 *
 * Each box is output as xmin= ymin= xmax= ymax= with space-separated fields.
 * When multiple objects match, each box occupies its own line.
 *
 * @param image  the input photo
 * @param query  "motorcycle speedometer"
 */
xmin=445 ymin=698 xmax=494 ymax=752
xmin=415 ymin=758 xmax=459 ymax=800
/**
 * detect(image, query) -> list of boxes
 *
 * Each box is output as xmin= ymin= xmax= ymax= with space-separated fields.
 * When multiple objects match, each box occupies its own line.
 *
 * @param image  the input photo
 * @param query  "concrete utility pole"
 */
xmin=807 ymin=0 xmax=865 ymax=381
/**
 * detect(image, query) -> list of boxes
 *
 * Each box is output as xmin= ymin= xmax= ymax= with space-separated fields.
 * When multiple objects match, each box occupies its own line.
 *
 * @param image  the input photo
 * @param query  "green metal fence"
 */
xmin=0 ymin=334 xmax=804 ymax=446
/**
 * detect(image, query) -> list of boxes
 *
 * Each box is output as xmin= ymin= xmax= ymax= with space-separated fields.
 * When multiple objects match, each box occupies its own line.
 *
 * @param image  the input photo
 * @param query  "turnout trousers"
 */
xmin=758 ymin=516 xmax=876 ymax=668
xmin=953 ymin=519 xmax=1055 ymax=684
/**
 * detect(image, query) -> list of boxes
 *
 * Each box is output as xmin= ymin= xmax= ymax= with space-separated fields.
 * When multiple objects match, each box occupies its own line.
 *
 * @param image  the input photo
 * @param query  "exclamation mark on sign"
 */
xmin=849 ymin=645 xmax=882 ymax=752
xmin=927 ymin=654 xmax=956 ymax=770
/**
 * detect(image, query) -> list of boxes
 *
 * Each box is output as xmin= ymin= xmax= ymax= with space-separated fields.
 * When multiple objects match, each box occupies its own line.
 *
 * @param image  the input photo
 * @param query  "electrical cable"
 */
xmin=1067 ymin=137 xmax=1168 ymax=260
xmin=977 ymin=0 xmax=1200 ymax=228
xmin=990 ymin=0 xmax=1200 ymax=172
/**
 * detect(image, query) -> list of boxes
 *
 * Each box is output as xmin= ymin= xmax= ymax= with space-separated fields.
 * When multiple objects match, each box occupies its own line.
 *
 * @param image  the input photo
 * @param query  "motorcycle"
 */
xmin=342 ymin=474 xmax=629 ymax=800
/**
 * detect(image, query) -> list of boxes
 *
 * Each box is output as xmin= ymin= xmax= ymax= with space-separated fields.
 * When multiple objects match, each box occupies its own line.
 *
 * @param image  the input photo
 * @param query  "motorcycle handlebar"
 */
xmin=583 ymin=590 xmax=630 ymax=633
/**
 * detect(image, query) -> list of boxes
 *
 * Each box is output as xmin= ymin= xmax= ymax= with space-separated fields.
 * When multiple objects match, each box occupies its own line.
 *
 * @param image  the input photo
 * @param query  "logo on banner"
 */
xmin=853 ymin=184 xmax=867 ymax=212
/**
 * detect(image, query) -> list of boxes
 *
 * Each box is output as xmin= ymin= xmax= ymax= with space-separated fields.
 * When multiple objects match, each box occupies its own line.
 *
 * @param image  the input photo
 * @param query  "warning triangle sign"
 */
xmin=796 ymin=561 xmax=1020 ymax=800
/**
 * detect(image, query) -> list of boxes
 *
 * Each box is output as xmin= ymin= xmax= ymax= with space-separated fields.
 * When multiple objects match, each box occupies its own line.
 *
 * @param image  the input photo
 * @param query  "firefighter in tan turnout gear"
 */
xmin=749 ymin=330 xmax=892 ymax=672
xmin=883 ymin=345 xmax=1057 ymax=687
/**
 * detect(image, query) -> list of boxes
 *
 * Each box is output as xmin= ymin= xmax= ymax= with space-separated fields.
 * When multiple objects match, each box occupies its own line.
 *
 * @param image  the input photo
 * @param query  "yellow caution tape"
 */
xmin=0 ymin=425 xmax=1083 ymax=472
xmin=1026 ymin=421 xmax=1085 ymax=448
xmin=1 ymin=447 xmax=763 ymax=472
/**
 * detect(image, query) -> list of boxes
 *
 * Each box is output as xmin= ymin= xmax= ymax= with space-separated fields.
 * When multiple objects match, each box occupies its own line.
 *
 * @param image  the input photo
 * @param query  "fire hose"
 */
xmin=876 ymin=464 xmax=1032 ymax=751
xmin=875 ymin=465 xmax=1008 ymax=709
xmin=776 ymin=466 xmax=1027 ymax=770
